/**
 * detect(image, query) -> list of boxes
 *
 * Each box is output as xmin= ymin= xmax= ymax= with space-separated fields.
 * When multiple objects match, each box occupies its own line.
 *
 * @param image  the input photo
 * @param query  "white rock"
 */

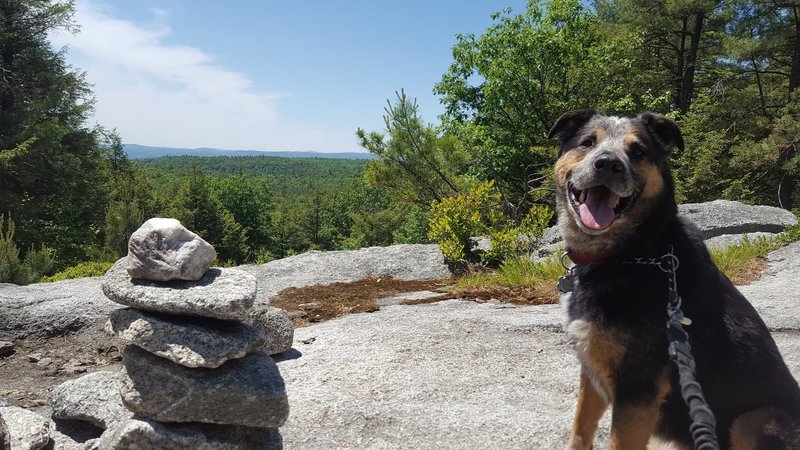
xmin=0 ymin=407 xmax=50 ymax=450
xmin=126 ymin=218 xmax=216 ymax=281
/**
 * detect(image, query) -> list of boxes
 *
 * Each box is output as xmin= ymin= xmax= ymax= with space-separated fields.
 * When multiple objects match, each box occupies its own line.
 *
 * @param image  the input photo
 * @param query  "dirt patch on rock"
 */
xmin=729 ymin=256 xmax=769 ymax=286
xmin=270 ymin=276 xmax=455 ymax=327
xmin=0 ymin=332 xmax=125 ymax=414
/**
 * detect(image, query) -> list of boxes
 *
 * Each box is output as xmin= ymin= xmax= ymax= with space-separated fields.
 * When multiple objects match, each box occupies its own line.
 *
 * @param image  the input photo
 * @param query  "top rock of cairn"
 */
xmin=126 ymin=218 xmax=217 ymax=282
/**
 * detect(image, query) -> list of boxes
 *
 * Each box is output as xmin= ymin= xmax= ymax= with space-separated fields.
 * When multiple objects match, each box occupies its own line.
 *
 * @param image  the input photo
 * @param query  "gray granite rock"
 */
xmin=126 ymin=218 xmax=217 ymax=282
xmin=120 ymin=346 xmax=288 ymax=427
xmin=102 ymin=258 xmax=257 ymax=320
xmin=107 ymin=308 xmax=265 ymax=368
xmin=49 ymin=371 xmax=132 ymax=430
xmin=0 ymin=277 xmax=119 ymax=341
xmin=97 ymin=417 xmax=282 ymax=450
xmin=0 ymin=406 xmax=50 ymax=450
xmin=47 ymin=426 xmax=90 ymax=450
xmin=704 ymin=232 xmax=777 ymax=250
xmin=678 ymin=199 xmax=797 ymax=238
xmin=247 ymin=306 xmax=293 ymax=356
xmin=0 ymin=409 xmax=9 ymax=450
xmin=238 ymin=244 xmax=451 ymax=303
xmin=376 ymin=290 xmax=445 ymax=307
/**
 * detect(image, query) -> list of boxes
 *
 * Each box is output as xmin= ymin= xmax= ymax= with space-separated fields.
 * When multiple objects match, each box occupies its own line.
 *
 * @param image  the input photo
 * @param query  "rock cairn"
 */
xmin=98 ymin=218 xmax=288 ymax=449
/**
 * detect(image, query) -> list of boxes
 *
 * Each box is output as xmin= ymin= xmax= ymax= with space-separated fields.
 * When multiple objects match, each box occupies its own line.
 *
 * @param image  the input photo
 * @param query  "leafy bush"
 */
xmin=392 ymin=207 xmax=430 ymax=244
xmin=428 ymin=180 xmax=552 ymax=264
xmin=42 ymin=261 xmax=114 ymax=282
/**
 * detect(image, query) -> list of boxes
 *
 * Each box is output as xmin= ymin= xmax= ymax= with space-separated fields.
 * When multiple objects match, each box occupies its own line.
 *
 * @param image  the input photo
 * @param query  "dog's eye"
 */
xmin=629 ymin=143 xmax=645 ymax=158
xmin=579 ymin=138 xmax=594 ymax=148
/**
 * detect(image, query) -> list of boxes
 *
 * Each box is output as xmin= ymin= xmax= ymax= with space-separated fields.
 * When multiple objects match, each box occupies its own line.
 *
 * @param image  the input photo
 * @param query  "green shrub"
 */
xmin=42 ymin=261 xmax=113 ymax=282
xmin=428 ymin=180 xmax=552 ymax=264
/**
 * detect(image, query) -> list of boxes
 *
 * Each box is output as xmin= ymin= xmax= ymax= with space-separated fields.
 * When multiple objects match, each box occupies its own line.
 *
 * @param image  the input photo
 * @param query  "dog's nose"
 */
xmin=594 ymin=154 xmax=624 ymax=174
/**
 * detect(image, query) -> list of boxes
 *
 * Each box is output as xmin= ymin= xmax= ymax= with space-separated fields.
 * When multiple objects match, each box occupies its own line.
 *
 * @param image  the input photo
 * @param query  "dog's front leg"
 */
xmin=568 ymin=370 xmax=609 ymax=450
xmin=607 ymin=399 xmax=662 ymax=450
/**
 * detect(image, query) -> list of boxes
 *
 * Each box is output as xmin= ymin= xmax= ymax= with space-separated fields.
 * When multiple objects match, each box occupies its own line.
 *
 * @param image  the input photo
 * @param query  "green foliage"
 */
xmin=136 ymin=156 xmax=368 ymax=198
xmin=392 ymin=206 xmax=430 ymax=244
xmin=42 ymin=261 xmax=113 ymax=282
xmin=357 ymin=90 xmax=470 ymax=207
xmin=174 ymin=169 xmax=249 ymax=264
xmin=104 ymin=199 xmax=144 ymax=258
xmin=434 ymin=0 xmax=608 ymax=216
xmin=0 ymin=215 xmax=56 ymax=285
xmin=212 ymin=174 xmax=274 ymax=252
xmin=428 ymin=181 xmax=552 ymax=264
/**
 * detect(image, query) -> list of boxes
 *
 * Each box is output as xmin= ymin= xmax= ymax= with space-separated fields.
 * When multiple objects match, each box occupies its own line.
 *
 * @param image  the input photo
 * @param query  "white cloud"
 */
xmin=49 ymin=1 xmax=354 ymax=151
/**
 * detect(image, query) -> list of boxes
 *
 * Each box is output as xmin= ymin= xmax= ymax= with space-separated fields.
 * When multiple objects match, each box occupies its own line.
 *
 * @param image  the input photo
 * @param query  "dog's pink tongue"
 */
xmin=579 ymin=188 xmax=615 ymax=230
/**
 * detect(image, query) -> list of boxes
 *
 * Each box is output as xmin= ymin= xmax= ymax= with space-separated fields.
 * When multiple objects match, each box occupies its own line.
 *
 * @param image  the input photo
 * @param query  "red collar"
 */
xmin=565 ymin=249 xmax=616 ymax=265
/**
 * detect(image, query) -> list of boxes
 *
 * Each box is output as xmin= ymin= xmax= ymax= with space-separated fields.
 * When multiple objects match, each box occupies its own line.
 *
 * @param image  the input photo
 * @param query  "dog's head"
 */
xmin=549 ymin=110 xmax=683 ymax=254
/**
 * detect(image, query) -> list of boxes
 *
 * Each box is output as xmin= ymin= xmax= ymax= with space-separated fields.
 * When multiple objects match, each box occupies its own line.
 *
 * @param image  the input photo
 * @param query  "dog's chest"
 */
xmin=561 ymin=290 xmax=629 ymax=401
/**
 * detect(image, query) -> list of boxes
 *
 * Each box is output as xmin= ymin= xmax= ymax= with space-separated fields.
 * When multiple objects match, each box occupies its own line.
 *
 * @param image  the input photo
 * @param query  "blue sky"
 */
xmin=50 ymin=1 xmax=528 ymax=152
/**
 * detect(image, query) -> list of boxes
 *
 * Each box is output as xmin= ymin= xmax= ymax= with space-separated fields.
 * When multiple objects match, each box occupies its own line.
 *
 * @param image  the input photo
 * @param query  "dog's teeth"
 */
xmin=579 ymin=190 xmax=587 ymax=203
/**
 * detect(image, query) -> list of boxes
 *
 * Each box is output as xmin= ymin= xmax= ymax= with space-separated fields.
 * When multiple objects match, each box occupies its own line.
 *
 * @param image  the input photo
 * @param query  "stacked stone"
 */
xmin=98 ymin=218 xmax=288 ymax=449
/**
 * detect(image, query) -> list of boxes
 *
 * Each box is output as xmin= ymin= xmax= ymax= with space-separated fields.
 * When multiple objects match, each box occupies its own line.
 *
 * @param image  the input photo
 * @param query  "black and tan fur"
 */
xmin=550 ymin=110 xmax=800 ymax=449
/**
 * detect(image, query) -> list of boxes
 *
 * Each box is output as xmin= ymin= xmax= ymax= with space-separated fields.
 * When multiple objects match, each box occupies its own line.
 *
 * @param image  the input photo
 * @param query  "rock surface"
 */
xmin=677 ymin=200 xmax=796 ymax=238
xmin=275 ymin=243 xmax=800 ymax=449
xmin=246 ymin=306 xmax=294 ymax=356
xmin=738 ymin=241 xmax=800 ymax=330
xmin=0 ymin=278 xmax=118 ymax=340
xmin=49 ymin=371 xmax=132 ymax=429
xmin=376 ymin=290 xmax=445 ymax=307
xmin=120 ymin=346 xmax=289 ymax=427
xmin=703 ymin=232 xmax=777 ymax=249
xmin=102 ymin=258 xmax=257 ymax=320
xmin=239 ymin=244 xmax=451 ymax=303
xmin=96 ymin=417 xmax=282 ymax=450
xmin=107 ymin=308 xmax=265 ymax=368
xmin=126 ymin=218 xmax=217 ymax=282
xmin=0 ymin=406 xmax=50 ymax=450
xmin=0 ymin=410 xmax=8 ymax=450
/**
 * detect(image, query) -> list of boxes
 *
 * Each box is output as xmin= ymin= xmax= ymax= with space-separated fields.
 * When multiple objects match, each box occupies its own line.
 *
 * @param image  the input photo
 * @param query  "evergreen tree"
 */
xmin=174 ymin=169 xmax=249 ymax=264
xmin=357 ymin=90 xmax=470 ymax=208
xmin=0 ymin=0 xmax=113 ymax=266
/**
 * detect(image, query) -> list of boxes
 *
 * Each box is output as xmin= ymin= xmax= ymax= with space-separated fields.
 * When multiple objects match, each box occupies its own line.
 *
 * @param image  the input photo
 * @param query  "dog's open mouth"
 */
xmin=569 ymin=183 xmax=635 ymax=230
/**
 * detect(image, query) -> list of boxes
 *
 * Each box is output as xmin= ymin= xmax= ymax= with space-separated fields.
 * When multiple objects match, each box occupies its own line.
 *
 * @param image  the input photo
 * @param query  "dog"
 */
xmin=548 ymin=110 xmax=800 ymax=449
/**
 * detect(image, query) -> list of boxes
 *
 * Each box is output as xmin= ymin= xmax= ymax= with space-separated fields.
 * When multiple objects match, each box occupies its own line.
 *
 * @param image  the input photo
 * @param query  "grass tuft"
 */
xmin=448 ymin=254 xmax=564 ymax=305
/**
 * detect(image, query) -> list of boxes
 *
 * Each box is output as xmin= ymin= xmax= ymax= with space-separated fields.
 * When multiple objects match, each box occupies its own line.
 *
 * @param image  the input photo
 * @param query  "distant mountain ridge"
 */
xmin=123 ymin=144 xmax=375 ymax=160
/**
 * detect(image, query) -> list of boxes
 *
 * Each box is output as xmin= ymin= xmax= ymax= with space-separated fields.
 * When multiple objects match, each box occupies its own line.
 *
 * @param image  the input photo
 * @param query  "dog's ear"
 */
xmin=638 ymin=112 xmax=684 ymax=154
xmin=547 ymin=109 xmax=596 ymax=145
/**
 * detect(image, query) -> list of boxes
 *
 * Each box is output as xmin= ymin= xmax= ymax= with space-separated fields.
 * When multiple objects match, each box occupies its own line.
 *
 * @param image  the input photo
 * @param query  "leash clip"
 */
xmin=557 ymin=252 xmax=575 ymax=293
